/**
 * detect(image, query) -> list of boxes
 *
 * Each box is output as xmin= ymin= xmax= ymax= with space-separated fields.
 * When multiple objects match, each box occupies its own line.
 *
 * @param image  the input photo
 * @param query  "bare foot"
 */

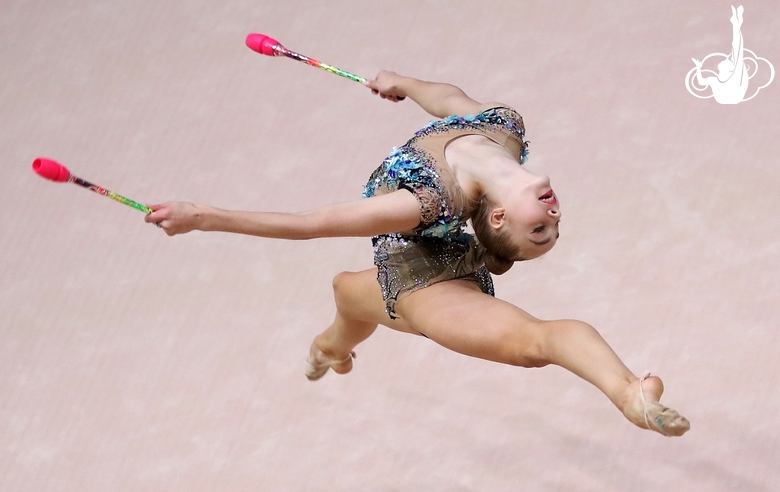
xmin=622 ymin=373 xmax=690 ymax=437
xmin=304 ymin=335 xmax=355 ymax=381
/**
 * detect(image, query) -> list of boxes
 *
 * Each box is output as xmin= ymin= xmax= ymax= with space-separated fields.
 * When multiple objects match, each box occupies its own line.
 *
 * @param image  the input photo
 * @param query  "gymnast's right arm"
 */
xmin=144 ymin=189 xmax=422 ymax=239
xmin=366 ymin=70 xmax=502 ymax=118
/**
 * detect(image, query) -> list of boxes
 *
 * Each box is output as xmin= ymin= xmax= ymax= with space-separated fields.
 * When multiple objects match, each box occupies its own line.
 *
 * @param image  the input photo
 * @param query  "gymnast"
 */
xmin=145 ymin=70 xmax=690 ymax=437
xmin=692 ymin=5 xmax=748 ymax=104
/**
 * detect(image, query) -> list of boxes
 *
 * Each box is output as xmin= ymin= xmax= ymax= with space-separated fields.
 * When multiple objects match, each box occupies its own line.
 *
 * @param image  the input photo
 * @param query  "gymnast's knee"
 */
xmin=501 ymin=325 xmax=552 ymax=368
xmin=331 ymin=271 xmax=367 ymax=318
xmin=509 ymin=348 xmax=551 ymax=368
xmin=332 ymin=271 xmax=353 ymax=303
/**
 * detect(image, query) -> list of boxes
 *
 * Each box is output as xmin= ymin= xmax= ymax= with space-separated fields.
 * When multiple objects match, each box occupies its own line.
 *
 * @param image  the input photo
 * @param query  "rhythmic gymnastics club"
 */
xmin=245 ymin=33 xmax=369 ymax=85
xmin=32 ymin=158 xmax=152 ymax=214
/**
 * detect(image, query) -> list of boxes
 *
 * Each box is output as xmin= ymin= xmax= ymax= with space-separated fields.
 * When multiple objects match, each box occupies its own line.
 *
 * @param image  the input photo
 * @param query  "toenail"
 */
xmin=655 ymin=417 xmax=665 ymax=427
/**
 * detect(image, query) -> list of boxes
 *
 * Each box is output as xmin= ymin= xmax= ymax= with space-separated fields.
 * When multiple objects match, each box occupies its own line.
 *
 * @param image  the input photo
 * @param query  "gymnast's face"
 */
xmin=502 ymin=174 xmax=561 ymax=259
xmin=717 ymin=59 xmax=735 ymax=81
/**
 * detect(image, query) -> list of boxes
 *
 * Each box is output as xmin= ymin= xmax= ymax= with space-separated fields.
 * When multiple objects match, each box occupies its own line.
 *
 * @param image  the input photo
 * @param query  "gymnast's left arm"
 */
xmin=145 ymin=190 xmax=422 ymax=239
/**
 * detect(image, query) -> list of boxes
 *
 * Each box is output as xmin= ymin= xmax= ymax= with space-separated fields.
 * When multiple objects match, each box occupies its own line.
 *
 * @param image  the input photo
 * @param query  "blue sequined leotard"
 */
xmin=363 ymin=106 xmax=529 ymax=318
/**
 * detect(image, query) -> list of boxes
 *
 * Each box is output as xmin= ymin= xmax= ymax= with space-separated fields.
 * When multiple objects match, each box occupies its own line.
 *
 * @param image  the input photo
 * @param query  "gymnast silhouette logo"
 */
xmin=685 ymin=5 xmax=774 ymax=104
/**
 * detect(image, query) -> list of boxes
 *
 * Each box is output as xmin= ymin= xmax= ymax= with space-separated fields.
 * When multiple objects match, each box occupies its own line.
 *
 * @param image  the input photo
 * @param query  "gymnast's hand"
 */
xmin=145 ymin=201 xmax=202 ymax=236
xmin=365 ymin=70 xmax=407 ymax=102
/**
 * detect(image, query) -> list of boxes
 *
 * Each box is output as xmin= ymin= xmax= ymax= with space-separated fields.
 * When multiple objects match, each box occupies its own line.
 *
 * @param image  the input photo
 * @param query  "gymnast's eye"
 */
xmin=532 ymin=225 xmax=545 ymax=234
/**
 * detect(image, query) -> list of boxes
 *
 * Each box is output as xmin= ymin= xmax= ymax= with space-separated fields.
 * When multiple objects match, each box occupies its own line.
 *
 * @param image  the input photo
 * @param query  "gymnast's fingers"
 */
xmin=145 ymin=204 xmax=170 ymax=224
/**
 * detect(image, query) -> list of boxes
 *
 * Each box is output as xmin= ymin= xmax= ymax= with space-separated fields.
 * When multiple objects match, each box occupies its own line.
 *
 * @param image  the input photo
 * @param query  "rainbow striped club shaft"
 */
xmin=271 ymin=44 xmax=366 ymax=84
xmin=69 ymin=175 xmax=152 ymax=214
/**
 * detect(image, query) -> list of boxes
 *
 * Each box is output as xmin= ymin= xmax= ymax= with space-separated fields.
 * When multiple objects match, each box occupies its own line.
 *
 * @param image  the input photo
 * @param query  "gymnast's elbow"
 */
xmin=297 ymin=208 xmax=367 ymax=239
xmin=279 ymin=211 xmax=316 ymax=240
xmin=291 ymin=210 xmax=338 ymax=239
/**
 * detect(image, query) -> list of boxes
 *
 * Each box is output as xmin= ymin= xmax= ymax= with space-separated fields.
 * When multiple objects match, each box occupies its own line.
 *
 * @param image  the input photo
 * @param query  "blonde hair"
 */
xmin=471 ymin=196 xmax=524 ymax=275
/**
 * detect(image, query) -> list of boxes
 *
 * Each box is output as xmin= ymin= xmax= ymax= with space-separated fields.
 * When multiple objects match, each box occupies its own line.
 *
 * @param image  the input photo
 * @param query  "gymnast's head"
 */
xmin=717 ymin=58 xmax=736 ymax=81
xmin=472 ymin=173 xmax=561 ymax=275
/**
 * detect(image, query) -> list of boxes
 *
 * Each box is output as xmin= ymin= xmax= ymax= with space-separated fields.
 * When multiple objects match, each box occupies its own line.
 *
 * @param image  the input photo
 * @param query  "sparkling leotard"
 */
xmin=363 ymin=107 xmax=528 ymax=318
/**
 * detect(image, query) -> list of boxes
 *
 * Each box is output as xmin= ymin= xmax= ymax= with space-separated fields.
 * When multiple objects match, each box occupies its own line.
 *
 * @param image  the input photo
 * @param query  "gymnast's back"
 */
xmin=362 ymin=106 xmax=528 ymax=318
xmin=363 ymin=106 xmax=529 ymax=238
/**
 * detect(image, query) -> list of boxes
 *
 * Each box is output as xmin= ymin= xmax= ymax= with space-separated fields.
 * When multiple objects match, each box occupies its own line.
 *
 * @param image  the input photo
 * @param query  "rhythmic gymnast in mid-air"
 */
xmin=146 ymin=70 xmax=690 ymax=437
xmin=692 ymin=5 xmax=749 ymax=104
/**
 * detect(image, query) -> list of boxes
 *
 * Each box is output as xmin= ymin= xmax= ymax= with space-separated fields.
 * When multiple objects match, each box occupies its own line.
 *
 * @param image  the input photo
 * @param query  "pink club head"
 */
xmin=245 ymin=33 xmax=280 ymax=56
xmin=32 ymin=158 xmax=71 ymax=182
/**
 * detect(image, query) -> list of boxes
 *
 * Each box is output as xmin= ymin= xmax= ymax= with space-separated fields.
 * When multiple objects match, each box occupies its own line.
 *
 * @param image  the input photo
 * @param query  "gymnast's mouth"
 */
xmin=539 ymin=189 xmax=557 ymax=205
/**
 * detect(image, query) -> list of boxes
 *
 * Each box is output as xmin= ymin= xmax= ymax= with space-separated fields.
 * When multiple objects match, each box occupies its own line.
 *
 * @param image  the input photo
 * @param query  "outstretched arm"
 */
xmin=365 ymin=70 xmax=503 ymax=118
xmin=692 ymin=58 xmax=711 ymax=86
xmin=145 ymin=189 xmax=422 ymax=239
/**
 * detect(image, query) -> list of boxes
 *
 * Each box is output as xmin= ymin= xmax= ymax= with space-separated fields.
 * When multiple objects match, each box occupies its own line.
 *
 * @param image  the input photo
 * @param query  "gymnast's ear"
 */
xmin=489 ymin=207 xmax=506 ymax=230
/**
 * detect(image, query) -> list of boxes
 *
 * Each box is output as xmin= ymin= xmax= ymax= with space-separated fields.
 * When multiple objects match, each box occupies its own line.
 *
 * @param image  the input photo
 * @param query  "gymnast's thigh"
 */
xmin=394 ymin=279 xmax=545 ymax=365
xmin=334 ymin=268 xmax=420 ymax=335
